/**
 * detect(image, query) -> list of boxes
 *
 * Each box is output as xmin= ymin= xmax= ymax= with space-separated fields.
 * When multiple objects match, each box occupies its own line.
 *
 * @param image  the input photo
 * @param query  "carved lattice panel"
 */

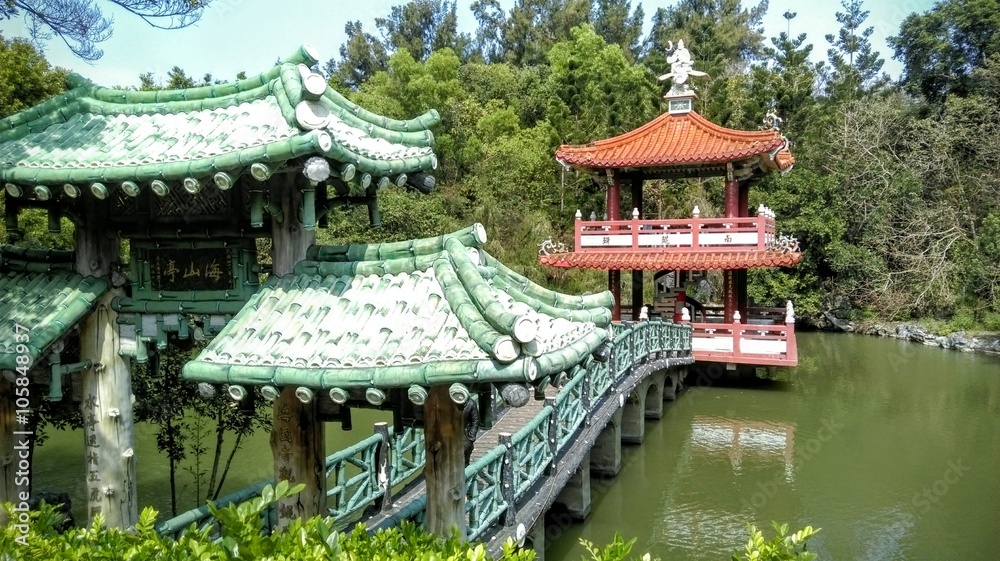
xmin=152 ymin=183 xmax=229 ymax=218
xmin=114 ymin=191 xmax=137 ymax=217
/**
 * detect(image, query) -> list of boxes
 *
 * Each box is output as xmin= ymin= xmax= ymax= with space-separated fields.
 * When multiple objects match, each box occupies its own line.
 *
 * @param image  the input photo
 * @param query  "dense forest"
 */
xmin=3 ymin=0 xmax=1000 ymax=328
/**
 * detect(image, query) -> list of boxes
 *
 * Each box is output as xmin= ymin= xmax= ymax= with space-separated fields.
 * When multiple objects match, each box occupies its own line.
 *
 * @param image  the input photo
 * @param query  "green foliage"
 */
xmin=890 ymin=0 xmax=1000 ymax=103
xmin=731 ymin=522 xmax=820 ymax=561
xmin=580 ymin=533 xmax=653 ymax=561
xmin=0 ymin=484 xmax=538 ymax=561
xmin=0 ymin=34 xmax=67 ymax=119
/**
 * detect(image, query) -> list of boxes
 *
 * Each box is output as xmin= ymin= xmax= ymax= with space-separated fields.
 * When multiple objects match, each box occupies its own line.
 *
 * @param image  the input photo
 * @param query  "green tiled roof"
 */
xmin=0 ymin=246 xmax=110 ymax=370
xmin=0 ymin=44 xmax=438 ymax=190
xmin=182 ymin=225 xmax=614 ymax=390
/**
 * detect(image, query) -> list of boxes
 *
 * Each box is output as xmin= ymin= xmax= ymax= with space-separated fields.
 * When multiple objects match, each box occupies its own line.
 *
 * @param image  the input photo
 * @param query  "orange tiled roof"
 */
xmin=555 ymin=110 xmax=794 ymax=171
xmin=539 ymin=251 xmax=802 ymax=271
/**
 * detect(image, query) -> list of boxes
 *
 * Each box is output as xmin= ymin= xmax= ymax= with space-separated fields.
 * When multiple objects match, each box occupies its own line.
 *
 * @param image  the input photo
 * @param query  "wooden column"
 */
xmin=724 ymin=175 xmax=740 ymax=322
xmin=75 ymin=198 xmax=137 ymax=529
xmin=607 ymin=172 xmax=622 ymax=322
xmin=424 ymin=385 xmax=466 ymax=538
xmin=270 ymin=176 xmax=324 ymax=529
xmin=630 ymin=175 xmax=644 ymax=320
xmin=737 ymin=180 xmax=750 ymax=320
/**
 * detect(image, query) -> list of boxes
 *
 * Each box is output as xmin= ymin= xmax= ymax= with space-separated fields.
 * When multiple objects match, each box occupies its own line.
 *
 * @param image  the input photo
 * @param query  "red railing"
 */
xmin=687 ymin=320 xmax=797 ymax=367
xmin=574 ymin=212 xmax=776 ymax=253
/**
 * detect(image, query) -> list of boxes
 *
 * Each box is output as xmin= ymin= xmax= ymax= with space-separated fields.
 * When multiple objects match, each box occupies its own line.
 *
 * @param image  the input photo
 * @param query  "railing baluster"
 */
xmin=375 ymin=422 xmax=392 ymax=512
xmin=545 ymin=397 xmax=557 ymax=475
xmin=500 ymin=433 xmax=515 ymax=527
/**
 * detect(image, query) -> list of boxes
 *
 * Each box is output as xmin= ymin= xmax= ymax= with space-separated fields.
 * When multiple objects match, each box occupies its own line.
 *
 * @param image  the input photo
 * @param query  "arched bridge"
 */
xmin=157 ymin=320 xmax=693 ymax=555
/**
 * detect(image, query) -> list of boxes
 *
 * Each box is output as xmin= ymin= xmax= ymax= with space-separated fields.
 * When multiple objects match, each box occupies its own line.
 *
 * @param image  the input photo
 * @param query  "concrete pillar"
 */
xmin=621 ymin=385 xmax=646 ymax=445
xmin=554 ymin=452 xmax=591 ymax=520
xmin=644 ymin=371 xmax=666 ymax=420
xmin=664 ymin=372 xmax=678 ymax=402
xmin=526 ymin=516 xmax=546 ymax=561
xmin=591 ymin=408 xmax=622 ymax=477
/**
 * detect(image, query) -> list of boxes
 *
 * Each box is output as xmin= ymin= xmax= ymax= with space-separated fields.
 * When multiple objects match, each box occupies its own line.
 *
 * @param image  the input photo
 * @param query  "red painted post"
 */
xmin=724 ymin=177 xmax=739 ymax=219
xmin=607 ymin=172 xmax=620 ymax=221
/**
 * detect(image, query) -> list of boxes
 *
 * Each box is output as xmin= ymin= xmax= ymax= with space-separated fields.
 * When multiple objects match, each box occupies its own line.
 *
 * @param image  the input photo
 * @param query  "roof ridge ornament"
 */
xmin=658 ymin=40 xmax=707 ymax=114
xmin=763 ymin=111 xmax=784 ymax=131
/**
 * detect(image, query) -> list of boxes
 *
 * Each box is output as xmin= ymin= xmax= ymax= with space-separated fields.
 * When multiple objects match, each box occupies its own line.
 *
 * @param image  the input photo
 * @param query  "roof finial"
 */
xmin=658 ymin=40 xmax=707 ymax=97
xmin=763 ymin=111 xmax=784 ymax=131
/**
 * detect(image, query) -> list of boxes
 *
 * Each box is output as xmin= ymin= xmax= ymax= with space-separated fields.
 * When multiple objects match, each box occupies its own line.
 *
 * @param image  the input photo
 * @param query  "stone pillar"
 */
xmin=663 ymin=372 xmax=678 ymax=402
xmin=621 ymin=384 xmax=646 ymax=445
xmin=270 ymin=176 xmax=324 ymax=529
xmin=591 ymin=407 xmax=622 ymax=477
xmin=644 ymin=371 xmax=666 ymax=420
xmin=554 ymin=452 xmax=591 ymax=520
xmin=526 ymin=516 xmax=546 ymax=561
xmin=75 ymin=197 xmax=137 ymax=529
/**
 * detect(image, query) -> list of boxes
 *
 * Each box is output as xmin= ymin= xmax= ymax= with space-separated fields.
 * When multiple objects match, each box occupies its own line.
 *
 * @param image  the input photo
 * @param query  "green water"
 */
xmin=27 ymin=333 xmax=1000 ymax=559
xmin=31 ymin=407 xmax=392 ymax=523
xmin=545 ymin=332 xmax=1000 ymax=560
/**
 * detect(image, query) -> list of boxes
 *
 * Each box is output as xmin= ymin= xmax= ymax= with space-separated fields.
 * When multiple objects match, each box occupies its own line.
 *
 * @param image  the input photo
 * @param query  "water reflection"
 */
xmin=690 ymin=416 xmax=795 ymax=482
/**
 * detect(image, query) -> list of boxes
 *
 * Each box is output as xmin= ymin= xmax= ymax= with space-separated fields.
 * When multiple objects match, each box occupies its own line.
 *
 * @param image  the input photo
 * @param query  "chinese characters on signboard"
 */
xmin=150 ymin=248 xmax=232 ymax=291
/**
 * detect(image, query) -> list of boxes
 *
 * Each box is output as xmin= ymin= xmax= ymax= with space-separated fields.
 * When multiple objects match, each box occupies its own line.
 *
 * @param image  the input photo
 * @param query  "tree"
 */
xmin=375 ymin=0 xmax=470 ymax=62
xmin=0 ymin=34 xmax=66 ymax=119
xmin=471 ymin=0 xmax=507 ymax=63
xmin=329 ymin=21 xmax=389 ymax=90
xmin=642 ymin=0 xmax=769 ymax=79
xmin=592 ymin=0 xmax=645 ymax=61
xmin=546 ymin=24 xmax=658 ymax=145
xmin=889 ymin=0 xmax=1000 ymax=104
xmin=0 ymin=0 xmax=210 ymax=61
xmin=823 ymin=0 xmax=888 ymax=100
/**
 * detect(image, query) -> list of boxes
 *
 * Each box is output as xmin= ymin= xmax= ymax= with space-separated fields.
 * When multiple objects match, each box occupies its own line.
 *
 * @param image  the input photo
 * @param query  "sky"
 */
xmin=0 ymin=0 xmax=938 ymax=88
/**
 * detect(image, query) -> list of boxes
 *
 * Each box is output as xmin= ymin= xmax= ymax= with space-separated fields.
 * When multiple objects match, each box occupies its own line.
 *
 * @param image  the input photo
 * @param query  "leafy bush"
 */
xmin=0 ymin=482 xmax=534 ymax=560
xmin=731 ymin=522 xmax=820 ymax=561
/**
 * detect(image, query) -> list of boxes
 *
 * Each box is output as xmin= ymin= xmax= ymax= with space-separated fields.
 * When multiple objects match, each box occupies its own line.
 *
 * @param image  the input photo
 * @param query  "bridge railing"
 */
xmin=156 ymin=424 xmax=426 ymax=539
xmin=157 ymin=321 xmax=692 ymax=542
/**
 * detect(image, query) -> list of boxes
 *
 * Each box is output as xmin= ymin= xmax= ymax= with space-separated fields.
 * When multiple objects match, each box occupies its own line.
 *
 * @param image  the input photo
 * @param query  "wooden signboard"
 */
xmin=149 ymin=248 xmax=231 ymax=291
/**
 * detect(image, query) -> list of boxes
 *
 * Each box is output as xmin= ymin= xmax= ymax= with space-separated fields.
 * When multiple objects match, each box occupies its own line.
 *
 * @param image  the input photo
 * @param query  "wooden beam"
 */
xmin=75 ymin=197 xmax=137 ymax=529
xmin=269 ymin=175 xmax=324 ymax=529
xmin=424 ymin=385 xmax=466 ymax=539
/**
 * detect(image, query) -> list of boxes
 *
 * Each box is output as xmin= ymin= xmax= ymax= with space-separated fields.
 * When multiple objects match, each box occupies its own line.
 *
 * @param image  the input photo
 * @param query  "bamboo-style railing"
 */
xmin=156 ymin=320 xmax=692 ymax=541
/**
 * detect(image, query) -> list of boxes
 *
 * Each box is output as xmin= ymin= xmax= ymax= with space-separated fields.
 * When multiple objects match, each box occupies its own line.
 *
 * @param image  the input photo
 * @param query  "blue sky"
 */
xmin=0 ymin=0 xmax=937 ymax=87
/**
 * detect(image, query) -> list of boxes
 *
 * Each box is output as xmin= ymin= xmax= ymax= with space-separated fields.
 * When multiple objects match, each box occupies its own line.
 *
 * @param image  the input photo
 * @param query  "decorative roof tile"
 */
xmin=539 ymin=250 xmax=802 ymax=271
xmin=182 ymin=225 xmax=614 ymax=390
xmin=0 ymin=246 xmax=110 ymax=370
xmin=0 ymin=45 xmax=440 ymax=189
xmin=555 ymin=110 xmax=794 ymax=172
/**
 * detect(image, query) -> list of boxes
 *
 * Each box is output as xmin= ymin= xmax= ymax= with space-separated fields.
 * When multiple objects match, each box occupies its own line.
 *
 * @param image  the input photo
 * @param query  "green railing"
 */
xmin=156 ymin=424 xmax=425 ymax=539
xmin=157 ymin=320 xmax=691 ymax=542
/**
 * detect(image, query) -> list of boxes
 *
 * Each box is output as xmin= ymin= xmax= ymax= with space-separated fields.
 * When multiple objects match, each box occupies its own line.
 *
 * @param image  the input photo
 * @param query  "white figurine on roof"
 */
xmin=658 ymin=40 xmax=707 ymax=89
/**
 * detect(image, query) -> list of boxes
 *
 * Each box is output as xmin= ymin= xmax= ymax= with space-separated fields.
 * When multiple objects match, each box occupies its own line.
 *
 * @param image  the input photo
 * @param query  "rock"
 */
xmin=823 ymin=311 xmax=854 ymax=332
